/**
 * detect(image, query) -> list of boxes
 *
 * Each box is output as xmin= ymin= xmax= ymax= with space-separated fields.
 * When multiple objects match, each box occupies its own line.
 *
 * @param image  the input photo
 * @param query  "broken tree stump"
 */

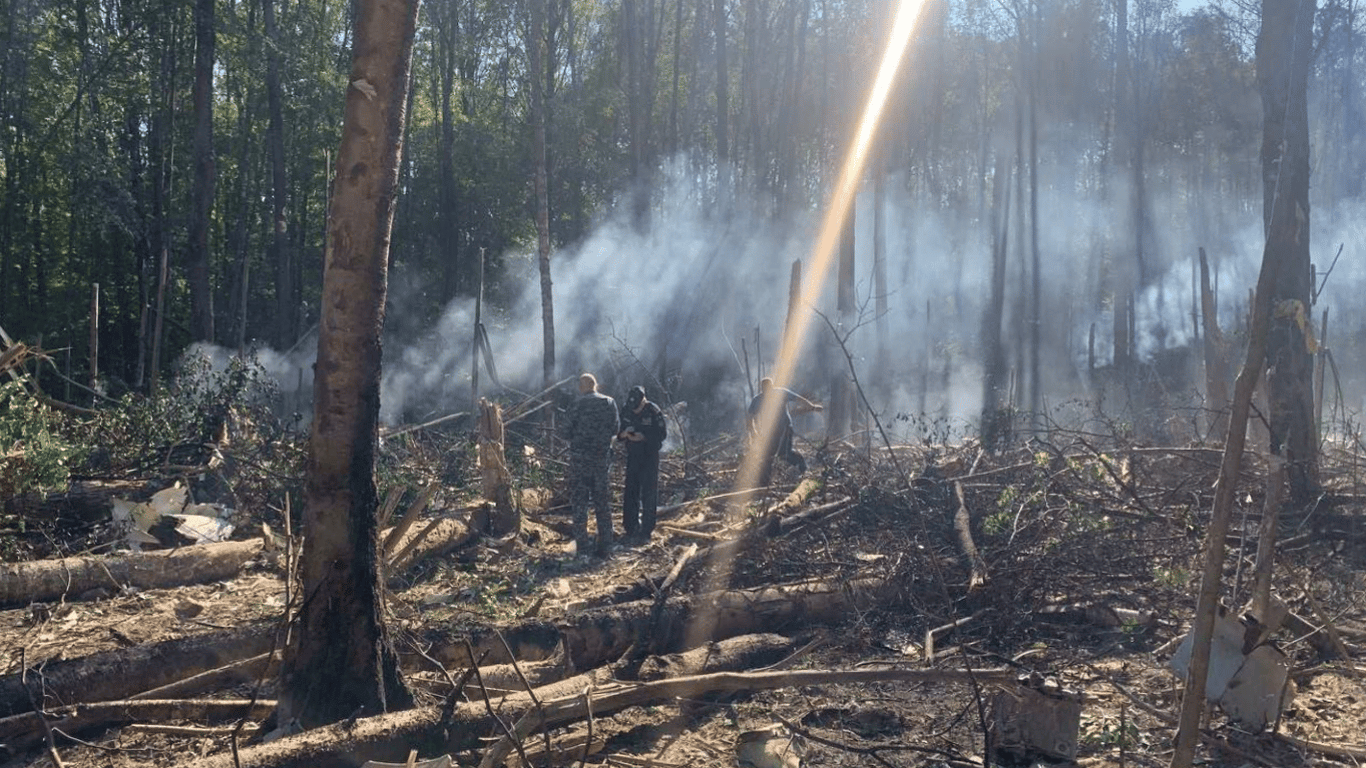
xmin=0 ymin=539 xmax=264 ymax=606
xmin=477 ymin=397 xmax=519 ymax=536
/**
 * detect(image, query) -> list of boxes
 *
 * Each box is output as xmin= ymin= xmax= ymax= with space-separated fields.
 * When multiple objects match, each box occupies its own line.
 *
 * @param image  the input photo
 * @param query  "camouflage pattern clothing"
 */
xmin=567 ymin=390 xmax=619 ymax=553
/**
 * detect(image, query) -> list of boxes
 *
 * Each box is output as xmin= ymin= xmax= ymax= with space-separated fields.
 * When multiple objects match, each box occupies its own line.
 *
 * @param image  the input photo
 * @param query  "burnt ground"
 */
xmin=3 ymin=422 xmax=1366 ymax=768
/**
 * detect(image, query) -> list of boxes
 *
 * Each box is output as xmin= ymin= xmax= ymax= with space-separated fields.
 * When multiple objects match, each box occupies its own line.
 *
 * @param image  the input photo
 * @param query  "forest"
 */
xmin=0 ymin=0 xmax=1365 ymax=766
xmin=3 ymin=0 xmax=1361 ymax=421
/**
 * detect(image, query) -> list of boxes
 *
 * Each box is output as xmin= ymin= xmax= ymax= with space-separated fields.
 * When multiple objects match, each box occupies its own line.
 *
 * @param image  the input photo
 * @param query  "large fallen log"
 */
xmin=0 ymin=539 xmax=264 ymax=605
xmin=183 ymin=664 xmax=1014 ymax=768
xmin=0 ymin=698 xmax=276 ymax=753
xmin=454 ymin=632 xmax=795 ymax=704
xmin=0 ymin=623 xmax=274 ymax=717
xmin=426 ymin=577 xmax=890 ymax=673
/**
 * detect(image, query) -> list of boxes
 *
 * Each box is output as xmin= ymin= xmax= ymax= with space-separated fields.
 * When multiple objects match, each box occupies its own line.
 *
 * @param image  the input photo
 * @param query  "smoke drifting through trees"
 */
xmin=202 ymin=149 xmax=1366 ymax=442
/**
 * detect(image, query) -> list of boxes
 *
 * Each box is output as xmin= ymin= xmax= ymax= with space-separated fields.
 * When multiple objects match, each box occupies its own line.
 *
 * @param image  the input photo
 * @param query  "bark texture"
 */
xmin=0 ymin=540 xmax=263 ymax=605
xmin=1257 ymin=0 xmax=1318 ymax=500
xmin=0 ymin=623 xmax=274 ymax=717
xmin=278 ymin=0 xmax=420 ymax=729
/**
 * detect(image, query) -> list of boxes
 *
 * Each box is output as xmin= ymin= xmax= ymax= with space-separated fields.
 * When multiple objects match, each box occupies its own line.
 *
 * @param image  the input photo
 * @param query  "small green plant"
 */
xmin=0 ymin=379 xmax=85 ymax=500
xmin=984 ymin=509 xmax=1013 ymax=536
xmin=1079 ymin=713 xmax=1142 ymax=751
xmin=1152 ymin=564 xmax=1190 ymax=589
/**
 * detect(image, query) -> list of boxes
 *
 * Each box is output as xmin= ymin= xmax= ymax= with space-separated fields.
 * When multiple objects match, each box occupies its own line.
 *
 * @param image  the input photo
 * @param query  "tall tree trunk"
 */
xmin=1258 ymin=0 xmax=1318 ymax=500
xmin=531 ymin=0 xmax=555 ymax=391
xmin=713 ymin=0 xmax=729 ymax=202
xmin=1027 ymin=11 xmax=1041 ymax=425
xmin=623 ymin=0 xmax=649 ymax=229
xmin=1110 ymin=0 xmax=1132 ymax=378
xmin=277 ymin=0 xmax=419 ymax=729
xmin=826 ymin=202 xmax=854 ymax=440
xmin=668 ymin=0 xmax=683 ymax=157
xmin=980 ymin=157 xmax=1011 ymax=448
xmin=265 ymin=0 xmax=293 ymax=349
xmin=436 ymin=0 xmax=460 ymax=299
xmin=189 ymin=0 xmax=216 ymax=343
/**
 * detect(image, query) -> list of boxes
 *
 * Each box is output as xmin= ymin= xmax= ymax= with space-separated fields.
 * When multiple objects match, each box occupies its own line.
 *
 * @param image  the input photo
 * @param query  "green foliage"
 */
xmin=1079 ymin=713 xmax=1143 ymax=752
xmin=87 ymin=351 xmax=280 ymax=470
xmin=0 ymin=380 xmax=85 ymax=501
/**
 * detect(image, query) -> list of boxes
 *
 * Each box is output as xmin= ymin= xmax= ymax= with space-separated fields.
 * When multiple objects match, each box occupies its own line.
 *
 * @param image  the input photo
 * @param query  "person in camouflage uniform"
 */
xmin=567 ymin=372 xmax=619 ymax=555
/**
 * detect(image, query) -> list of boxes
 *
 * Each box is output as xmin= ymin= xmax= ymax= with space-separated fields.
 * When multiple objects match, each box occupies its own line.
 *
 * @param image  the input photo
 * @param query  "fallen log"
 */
xmin=0 ymin=623 xmax=274 ymax=718
xmin=439 ymin=632 xmax=795 ymax=704
xmin=386 ymin=517 xmax=477 ymax=578
xmin=426 ymin=577 xmax=890 ymax=673
xmin=0 ymin=698 xmax=275 ymax=753
xmin=476 ymin=633 xmax=797 ymax=768
xmin=0 ymin=539 xmax=264 ymax=606
xmin=129 ymin=652 xmax=277 ymax=700
xmin=181 ymin=665 xmax=1014 ymax=768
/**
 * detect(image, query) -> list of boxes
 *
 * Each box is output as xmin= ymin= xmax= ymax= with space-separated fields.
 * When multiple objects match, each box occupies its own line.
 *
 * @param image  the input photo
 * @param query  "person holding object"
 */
xmin=567 ymin=373 xmax=619 ymax=556
xmin=618 ymin=385 xmax=666 ymax=542
xmin=747 ymin=377 xmax=823 ymax=483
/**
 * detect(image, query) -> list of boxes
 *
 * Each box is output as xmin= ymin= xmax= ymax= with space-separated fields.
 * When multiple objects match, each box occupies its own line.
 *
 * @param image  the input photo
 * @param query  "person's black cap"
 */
xmin=626 ymin=385 xmax=646 ymax=408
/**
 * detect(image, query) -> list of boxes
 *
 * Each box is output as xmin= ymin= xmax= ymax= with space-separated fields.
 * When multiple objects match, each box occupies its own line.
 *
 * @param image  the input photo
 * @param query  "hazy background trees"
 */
xmin=2 ymin=0 xmax=1361 ymax=439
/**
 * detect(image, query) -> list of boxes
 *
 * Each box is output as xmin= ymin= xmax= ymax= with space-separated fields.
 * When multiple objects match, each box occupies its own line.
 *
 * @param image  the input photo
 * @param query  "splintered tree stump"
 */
xmin=0 ymin=539 xmax=263 ymax=606
xmin=477 ymin=397 xmax=519 ymax=536
xmin=988 ymin=676 xmax=1083 ymax=764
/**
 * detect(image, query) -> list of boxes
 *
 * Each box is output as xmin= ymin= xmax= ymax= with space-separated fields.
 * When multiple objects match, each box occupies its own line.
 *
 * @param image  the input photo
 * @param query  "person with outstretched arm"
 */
xmin=747 ymin=377 xmax=822 ymax=483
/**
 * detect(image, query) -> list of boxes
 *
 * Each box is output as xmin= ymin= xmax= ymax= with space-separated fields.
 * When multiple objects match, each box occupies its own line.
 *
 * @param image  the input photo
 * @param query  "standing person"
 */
xmin=567 ymin=373 xmax=619 ymax=556
xmin=747 ymin=377 xmax=823 ymax=483
xmin=618 ymin=385 xmax=666 ymax=543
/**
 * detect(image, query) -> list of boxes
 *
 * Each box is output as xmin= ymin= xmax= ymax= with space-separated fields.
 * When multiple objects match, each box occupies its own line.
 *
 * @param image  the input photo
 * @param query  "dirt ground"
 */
xmin=3 ymin=431 xmax=1366 ymax=768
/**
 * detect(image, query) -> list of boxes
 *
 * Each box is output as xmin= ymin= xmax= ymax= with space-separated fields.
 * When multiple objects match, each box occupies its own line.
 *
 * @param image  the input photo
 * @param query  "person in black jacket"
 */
xmin=618 ymin=385 xmax=666 ymax=542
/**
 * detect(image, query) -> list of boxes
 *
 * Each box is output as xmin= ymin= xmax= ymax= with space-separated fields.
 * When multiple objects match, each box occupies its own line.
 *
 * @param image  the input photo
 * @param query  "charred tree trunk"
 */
xmin=277 ymin=0 xmax=420 ymax=728
xmin=1258 ymin=0 xmax=1318 ymax=501
xmin=1199 ymin=248 xmax=1230 ymax=439
xmin=188 ymin=0 xmax=215 ymax=343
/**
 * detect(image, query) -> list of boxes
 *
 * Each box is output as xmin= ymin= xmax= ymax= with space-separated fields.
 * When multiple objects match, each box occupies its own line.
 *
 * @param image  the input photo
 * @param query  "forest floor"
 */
xmin=2 ymin=418 xmax=1366 ymax=768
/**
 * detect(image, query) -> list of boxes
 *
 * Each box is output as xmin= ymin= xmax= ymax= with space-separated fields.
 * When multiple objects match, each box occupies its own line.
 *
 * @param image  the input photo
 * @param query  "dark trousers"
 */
xmin=756 ymin=425 xmax=806 ymax=485
xmin=623 ymin=448 xmax=660 ymax=536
